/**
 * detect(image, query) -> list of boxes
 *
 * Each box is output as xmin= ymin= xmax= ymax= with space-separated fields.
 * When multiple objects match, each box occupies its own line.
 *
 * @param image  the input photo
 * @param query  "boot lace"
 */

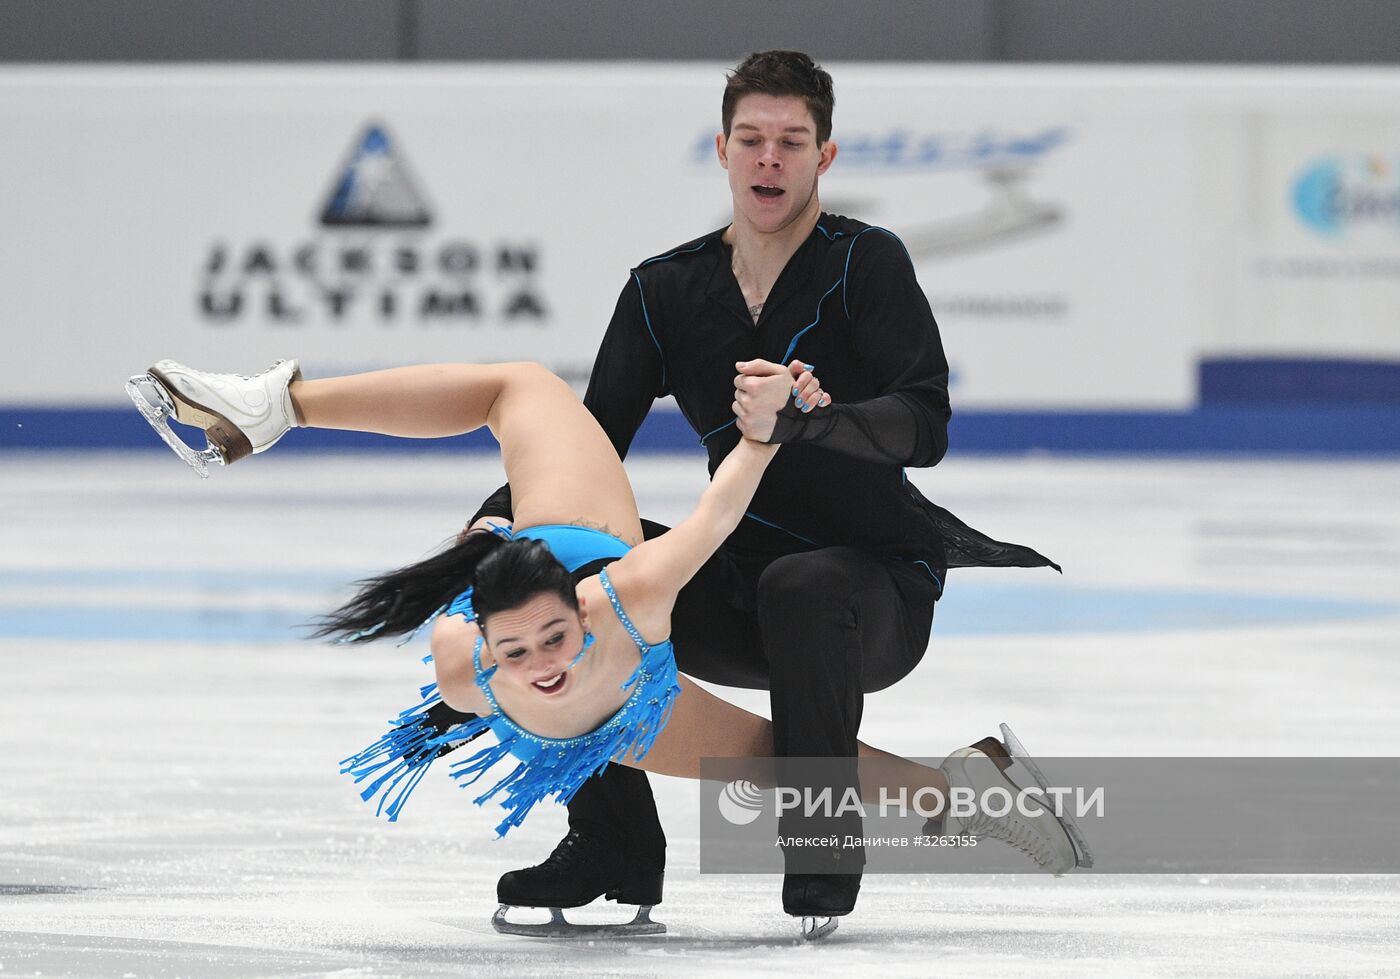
xmin=535 ymin=827 xmax=605 ymax=873
xmin=960 ymin=806 xmax=1057 ymax=869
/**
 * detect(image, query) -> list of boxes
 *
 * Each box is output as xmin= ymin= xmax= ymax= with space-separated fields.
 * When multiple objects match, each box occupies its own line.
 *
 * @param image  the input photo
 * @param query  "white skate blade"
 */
xmin=799 ymin=915 xmax=839 ymax=941
xmin=125 ymin=374 xmax=224 ymax=479
xmin=999 ymin=722 xmax=1095 ymax=869
xmin=490 ymin=904 xmax=665 ymax=938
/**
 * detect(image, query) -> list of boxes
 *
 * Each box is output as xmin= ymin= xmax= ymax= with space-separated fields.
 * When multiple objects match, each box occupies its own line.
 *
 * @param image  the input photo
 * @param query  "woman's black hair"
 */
xmin=313 ymin=534 xmax=575 ymax=644
xmin=472 ymin=539 xmax=576 ymax=626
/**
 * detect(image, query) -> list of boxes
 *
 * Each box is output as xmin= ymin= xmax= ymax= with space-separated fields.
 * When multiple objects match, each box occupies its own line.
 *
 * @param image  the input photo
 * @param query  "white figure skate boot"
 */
xmin=938 ymin=724 xmax=1092 ymax=874
xmin=126 ymin=359 xmax=301 ymax=477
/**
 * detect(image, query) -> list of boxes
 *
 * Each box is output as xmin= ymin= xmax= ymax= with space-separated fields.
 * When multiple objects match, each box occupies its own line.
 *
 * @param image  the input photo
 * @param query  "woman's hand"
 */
xmin=786 ymin=360 xmax=829 ymax=414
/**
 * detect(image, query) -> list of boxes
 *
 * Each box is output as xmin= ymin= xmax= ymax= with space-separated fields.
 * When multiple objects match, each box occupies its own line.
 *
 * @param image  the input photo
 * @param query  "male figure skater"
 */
xmin=460 ymin=50 xmax=1059 ymax=927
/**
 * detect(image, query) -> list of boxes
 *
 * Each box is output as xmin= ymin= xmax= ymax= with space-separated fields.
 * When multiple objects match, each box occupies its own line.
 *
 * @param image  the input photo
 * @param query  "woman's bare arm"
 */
xmin=603 ymin=436 xmax=778 ymax=638
xmin=431 ymin=614 xmax=492 ymax=715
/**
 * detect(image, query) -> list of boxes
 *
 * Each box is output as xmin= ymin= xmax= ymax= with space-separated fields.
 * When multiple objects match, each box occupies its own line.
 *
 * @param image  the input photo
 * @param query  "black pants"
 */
xmin=572 ymin=520 xmax=941 ymax=875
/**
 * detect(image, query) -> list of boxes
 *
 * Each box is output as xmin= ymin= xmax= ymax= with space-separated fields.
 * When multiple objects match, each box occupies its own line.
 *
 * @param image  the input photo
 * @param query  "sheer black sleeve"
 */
xmin=768 ymin=387 xmax=947 ymax=465
xmin=768 ymin=230 xmax=950 ymax=467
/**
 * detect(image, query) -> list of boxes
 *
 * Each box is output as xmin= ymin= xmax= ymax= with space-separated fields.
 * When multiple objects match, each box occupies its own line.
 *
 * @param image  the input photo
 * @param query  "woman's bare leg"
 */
xmin=634 ymin=676 xmax=950 ymax=801
xmin=290 ymin=363 xmax=643 ymax=542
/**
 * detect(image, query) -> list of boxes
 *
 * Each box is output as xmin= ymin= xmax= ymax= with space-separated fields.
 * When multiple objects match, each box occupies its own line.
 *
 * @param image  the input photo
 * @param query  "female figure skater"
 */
xmin=128 ymin=356 xmax=1086 ymax=935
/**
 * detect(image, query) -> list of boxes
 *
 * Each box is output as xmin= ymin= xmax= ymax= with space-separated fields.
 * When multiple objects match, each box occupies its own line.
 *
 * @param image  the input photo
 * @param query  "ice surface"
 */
xmin=2 ymin=452 xmax=1399 ymax=977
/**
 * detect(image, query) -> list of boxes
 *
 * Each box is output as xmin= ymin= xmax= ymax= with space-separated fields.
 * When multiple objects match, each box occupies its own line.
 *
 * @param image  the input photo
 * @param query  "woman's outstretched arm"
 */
xmin=601 ymin=434 xmax=777 ymax=639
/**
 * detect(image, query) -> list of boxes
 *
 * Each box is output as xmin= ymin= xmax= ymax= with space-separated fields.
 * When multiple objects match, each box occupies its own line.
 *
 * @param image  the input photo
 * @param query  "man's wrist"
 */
xmin=768 ymin=403 xmax=811 ymax=443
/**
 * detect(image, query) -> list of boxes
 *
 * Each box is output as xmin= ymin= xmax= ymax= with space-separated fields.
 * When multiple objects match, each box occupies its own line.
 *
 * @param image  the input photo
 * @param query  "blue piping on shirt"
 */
xmin=638 ymin=240 xmax=709 ymax=267
xmin=840 ymin=226 xmax=906 ymax=320
xmin=909 ymin=560 xmax=945 ymax=594
xmin=739 ymin=514 xmax=942 ymax=592
xmin=630 ymin=241 xmax=710 ymax=397
xmin=743 ymin=511 xmax=819 ymax=545
xmin=779 ymin=276 xmax=844 ymax=366
xmin=777 ymin=225 xmax=910 ymax=365
xmin=699 ymin=417 xmax=737 ymax=445
xmin=631 ymin=271 xmax=668 ymax=396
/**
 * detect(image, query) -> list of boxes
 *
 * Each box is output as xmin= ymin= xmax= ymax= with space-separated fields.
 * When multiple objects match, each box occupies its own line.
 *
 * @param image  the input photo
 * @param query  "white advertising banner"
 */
xmin=1230 ymin=109 xmax=1400 ymax=358
xmin=1 ymin=65 xmax=1398 ymax=410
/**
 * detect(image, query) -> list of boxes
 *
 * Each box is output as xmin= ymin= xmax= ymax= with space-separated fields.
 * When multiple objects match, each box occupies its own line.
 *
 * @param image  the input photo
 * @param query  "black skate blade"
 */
xmin=999 ymin=722 xmax=1095 ymax=869
xmin=125 ymin=373 xmax=223 ymax=479
xmin=490 ymin=904 xmax=665 ymax=938
xmin=798 ymin=915 xmax=839 ymax=941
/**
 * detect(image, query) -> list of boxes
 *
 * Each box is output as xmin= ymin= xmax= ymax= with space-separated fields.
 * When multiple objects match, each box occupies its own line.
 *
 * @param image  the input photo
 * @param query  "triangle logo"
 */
xmin=319 ymin=123 xmax=432 ymax=228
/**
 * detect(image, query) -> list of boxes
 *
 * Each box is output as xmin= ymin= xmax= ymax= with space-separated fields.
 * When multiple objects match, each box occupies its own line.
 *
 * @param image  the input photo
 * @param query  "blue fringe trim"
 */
xmin=445 ymin=665 xmax=682 ymax=838
xmin=343 ymin=671 xmax=681 ymax=834
xmin=339 ymin=681 xmax=480 ymax=822
xmin=341 ymin=535 xmax=683 ymax=837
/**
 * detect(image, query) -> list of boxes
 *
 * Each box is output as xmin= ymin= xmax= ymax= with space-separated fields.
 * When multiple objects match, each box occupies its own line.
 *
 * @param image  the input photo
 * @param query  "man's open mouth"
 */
xmin=753 ymin=185 xmax=784 ymax=198
xmin=532 ymin=672 xmax=568 ymax=695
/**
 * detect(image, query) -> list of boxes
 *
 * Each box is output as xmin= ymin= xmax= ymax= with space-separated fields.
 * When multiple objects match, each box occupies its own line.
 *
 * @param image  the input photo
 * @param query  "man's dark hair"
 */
xmin=722 ymin=50 xmax=835 ymax=145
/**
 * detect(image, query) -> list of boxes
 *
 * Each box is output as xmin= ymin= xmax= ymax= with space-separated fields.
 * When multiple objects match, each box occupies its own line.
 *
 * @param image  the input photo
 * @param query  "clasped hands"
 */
xmin=732 ymin=359 xmax=829 ymax=442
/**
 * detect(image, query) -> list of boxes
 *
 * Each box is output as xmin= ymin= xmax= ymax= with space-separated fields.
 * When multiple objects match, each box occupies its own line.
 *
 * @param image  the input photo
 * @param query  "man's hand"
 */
xmin=732 ymin=359 xmax=830 ymax=442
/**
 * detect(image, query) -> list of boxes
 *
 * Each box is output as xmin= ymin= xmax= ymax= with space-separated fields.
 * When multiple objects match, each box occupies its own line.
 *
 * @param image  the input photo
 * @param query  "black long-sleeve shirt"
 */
xmin=473 ymin=213 xmax=1058 ymax=580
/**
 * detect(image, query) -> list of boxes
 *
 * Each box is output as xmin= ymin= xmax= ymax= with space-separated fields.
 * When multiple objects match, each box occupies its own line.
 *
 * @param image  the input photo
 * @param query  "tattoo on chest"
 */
xmin=748 ymin=302 xmax=764 ymax=323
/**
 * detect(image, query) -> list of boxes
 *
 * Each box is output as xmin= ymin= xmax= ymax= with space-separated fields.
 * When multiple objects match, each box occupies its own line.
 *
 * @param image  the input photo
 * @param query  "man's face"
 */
xmin=718 ymin=94 xmax=837 ymax=234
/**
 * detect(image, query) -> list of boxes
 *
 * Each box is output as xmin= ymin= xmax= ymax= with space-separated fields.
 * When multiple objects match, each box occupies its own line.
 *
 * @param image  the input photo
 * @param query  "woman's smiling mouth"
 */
xmin=531 ymin=672 xmax=568 ymax=695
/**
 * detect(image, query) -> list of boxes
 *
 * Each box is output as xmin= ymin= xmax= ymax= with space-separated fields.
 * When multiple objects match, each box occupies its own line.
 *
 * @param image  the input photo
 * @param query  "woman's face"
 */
xmin=479 ymin=591 xmax=633 ymax=740
xmin=482 ymin=592 xmax=589 ymax=700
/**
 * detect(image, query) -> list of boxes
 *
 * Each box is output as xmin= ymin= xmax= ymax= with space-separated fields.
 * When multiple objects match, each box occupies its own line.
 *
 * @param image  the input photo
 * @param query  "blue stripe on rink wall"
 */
xmin=3 ymin=581 xmax=1392 ymax=642
xmin=946 ymin=406 xmax=1400 ymax=454
xmin=1200 ymin=357 xmax=1400 ymax=406
xmin=3 ymin=404 xmax=1399 ymax=454
xmin=0 ymin=406 xmax=700 ymax=454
